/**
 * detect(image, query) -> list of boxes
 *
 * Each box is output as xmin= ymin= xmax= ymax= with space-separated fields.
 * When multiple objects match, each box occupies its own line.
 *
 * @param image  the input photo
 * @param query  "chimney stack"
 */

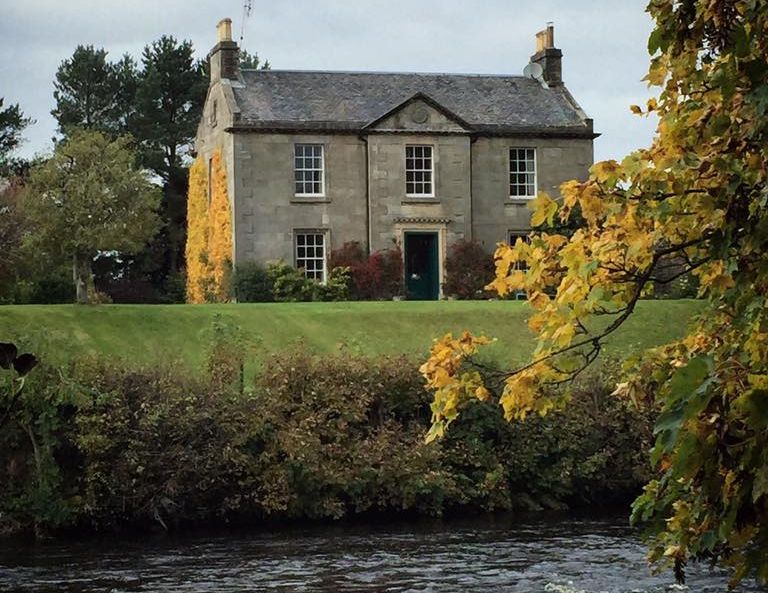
xmin=208 ymin=18 xmax=239 ymax=83
xmin=530 ymin=23 xmax=562 ymax=86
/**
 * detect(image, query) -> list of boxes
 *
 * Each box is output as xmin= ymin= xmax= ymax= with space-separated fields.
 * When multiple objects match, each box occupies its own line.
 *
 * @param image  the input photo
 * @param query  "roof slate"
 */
xmin=230 ymin=70 xmax=595 ymax=137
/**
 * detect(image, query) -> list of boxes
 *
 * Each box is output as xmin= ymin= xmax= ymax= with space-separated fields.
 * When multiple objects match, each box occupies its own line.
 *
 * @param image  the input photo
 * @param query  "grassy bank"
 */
xmin=0 ymin=300 xmax=702 ymax=371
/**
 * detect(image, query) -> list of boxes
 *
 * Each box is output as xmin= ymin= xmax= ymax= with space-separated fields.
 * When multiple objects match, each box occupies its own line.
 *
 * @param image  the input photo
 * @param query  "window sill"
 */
xmin=506 ymin=198 xmax=534 ymax=205
xmin=402 ymin=197 xmax=439 ymax=204
xmin=291 ymin=196 xmax=330 ymax=204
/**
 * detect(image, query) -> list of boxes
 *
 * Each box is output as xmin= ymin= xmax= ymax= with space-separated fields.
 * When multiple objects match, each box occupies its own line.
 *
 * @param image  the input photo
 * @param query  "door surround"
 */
xmin=394 ymin=220 xmax=448 ymax=299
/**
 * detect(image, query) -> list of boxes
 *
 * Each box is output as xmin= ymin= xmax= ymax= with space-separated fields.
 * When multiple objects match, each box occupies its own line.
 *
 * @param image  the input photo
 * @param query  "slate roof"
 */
xmin=230 ymin=70 xmax=595 ymax=138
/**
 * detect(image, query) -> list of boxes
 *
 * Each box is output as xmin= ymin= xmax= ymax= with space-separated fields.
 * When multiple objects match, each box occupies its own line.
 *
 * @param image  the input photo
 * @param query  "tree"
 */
xmin=23 ymin=130 xmax=160 ymax=303
xmin=130 ymin=36 xmax=207 ymax=287
xmin=239 ymin=49 xmax=270 ymax=70
xmin=0 ymin=98 xmax=33 ymax=176
xmin=421 ymin=0 xmax=768 ymax=587
xmin=52 ymin=46 xmax=137 ymax=137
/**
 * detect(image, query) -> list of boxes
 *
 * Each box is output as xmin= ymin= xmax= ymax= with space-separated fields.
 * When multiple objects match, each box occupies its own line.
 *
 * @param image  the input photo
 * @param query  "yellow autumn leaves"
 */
xmin=420 ymin=149 xmax=737 ymax=435
xmin=185 ymin=150 xmax=233 ymax=303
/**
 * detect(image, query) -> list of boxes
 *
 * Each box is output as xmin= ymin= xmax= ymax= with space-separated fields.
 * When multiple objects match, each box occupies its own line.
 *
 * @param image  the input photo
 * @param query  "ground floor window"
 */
xmin=295 ymin=231 xmax=326 ymax=281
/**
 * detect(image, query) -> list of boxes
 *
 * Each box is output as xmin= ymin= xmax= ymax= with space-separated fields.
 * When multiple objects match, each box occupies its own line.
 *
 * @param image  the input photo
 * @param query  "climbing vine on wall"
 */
xmin=185 ymin=150 xmax=233 ymax=303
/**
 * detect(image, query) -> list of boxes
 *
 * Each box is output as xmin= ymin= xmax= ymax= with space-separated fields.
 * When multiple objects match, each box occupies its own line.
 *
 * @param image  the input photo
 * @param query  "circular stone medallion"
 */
xmin=411 ymin=106 xmax=429 ymax=124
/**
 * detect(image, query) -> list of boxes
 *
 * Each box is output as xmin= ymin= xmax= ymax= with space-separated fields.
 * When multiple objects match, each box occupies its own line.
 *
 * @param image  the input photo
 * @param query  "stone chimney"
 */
xmin=208 ymin=18 xmax=239 ymax=83
xmin=530 ymin=23 xmax=562 ymax=86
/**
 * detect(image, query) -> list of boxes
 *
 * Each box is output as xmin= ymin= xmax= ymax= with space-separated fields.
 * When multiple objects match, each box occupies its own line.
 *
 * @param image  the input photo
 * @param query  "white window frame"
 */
xmin=509 ymin=147 xmax=537 ymax=199
xmin=294 ymin=231 xmax=327 ymax=282
xmin=405 ymin=144 xmax=435 ymax=198
xmin=294 ymin=144 xmax=325 ymax=197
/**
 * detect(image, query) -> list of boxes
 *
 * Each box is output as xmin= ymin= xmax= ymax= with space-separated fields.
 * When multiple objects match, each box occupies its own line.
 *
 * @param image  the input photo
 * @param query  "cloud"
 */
xmin=0 ymin=0 xmax=657 ymax=162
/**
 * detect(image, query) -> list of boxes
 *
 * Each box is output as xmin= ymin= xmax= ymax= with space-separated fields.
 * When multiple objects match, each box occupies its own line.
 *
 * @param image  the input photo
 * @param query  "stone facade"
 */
xmin=195 ymin=19 xmax=596 ymax=298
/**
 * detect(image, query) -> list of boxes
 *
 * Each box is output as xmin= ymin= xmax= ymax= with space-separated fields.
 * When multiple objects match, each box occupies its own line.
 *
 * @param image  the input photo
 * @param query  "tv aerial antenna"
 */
xmin=240 ymin=0 xmax=253 ymax=45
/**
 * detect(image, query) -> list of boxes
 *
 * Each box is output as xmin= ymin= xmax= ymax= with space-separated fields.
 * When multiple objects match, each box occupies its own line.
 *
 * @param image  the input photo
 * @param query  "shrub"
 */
xmin=329 ymin=241 xmax=366 ymax=270
xmin=440 ymin=365 xmax=654 ymax=511
xmin=233 ymin=262 xmax=273 ymax=302
xmin=330 ymin=241 xmax=404 ymax=300
xmin=0 ymin=348 xmax=653 ymax=535
xmin=71 ymin=359 xmax=254 ymax=530
xmin=443 ymin=240 xmax=495 ymax=300
xmin=249 ymin=350 xmax=450 ymax=518
xmin=316 ymin=266 xmax=351 ymax=301
xmin=266 ymin=261 xmax=315 ymax=302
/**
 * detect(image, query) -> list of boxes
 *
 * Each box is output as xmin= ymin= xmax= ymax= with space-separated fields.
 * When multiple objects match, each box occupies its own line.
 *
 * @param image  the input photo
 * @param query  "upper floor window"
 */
xmin=295 ymin=144 xmax=324 ymax=196
xmin=509 ymin=148 xmax=536 ymax=198
xmin=405 ymin=145 xmax=433 ymax=197
xmin=295 ymin=231 xmax=326 ymax=282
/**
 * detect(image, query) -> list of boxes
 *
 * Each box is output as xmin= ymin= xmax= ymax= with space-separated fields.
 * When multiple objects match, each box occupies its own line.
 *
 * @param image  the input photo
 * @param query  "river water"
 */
xmin=0 ymin=514 xmax=762 ymax=593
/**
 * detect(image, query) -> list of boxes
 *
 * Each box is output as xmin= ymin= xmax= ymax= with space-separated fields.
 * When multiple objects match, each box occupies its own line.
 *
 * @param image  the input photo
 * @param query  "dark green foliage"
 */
xmin=442 ymin=369 xmax=654 ymax=511
xmin=72 ymin=358 xmax=253 ymax=530
xmin=267 ymin=261 xmax=316 ymax=302
xmin=265 ymin=261 xmax=351 ymax=302
xmin=50 ymin=38 xmax=207 ymax=303
xmin=248 ymin=350 xmax=449 ymax=518
xmin=4 ymin=269 xmax=75 ymax=305
xmin=239 ymin=50 xmax=270 ymax=70
xmin=233 ymin=262 xmax=273 ymax=302
xmin=0 ymin=98 xmax=33 ymax=175
xmin=443 ymin=240 xmax=495 ymax=300
xmin=52 ymin=46 xmax=136 ymax=136
xmin=126 ymin=36 xmax=208 ymax=295
xmin=0 ymin=347 xmax=653 ymax=536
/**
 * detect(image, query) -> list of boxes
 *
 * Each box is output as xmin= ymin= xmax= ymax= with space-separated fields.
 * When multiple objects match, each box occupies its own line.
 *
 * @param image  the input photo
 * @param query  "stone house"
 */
xmin=196 ymin=19 xmax=597 ymax=299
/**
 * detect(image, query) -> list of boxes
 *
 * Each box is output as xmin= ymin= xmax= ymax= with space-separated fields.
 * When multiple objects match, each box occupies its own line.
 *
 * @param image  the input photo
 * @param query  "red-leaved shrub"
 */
xmin=330 ymin=241 xmax=404 ymax=300
xmin=443 ymin=239 xmax=495 ymax=299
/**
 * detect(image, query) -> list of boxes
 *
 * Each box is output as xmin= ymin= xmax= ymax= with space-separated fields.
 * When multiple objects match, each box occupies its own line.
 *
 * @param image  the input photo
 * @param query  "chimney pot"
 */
xmin=531 ymin=23 xmax=562 ymax=86
xmin=208 ymin=18 xmax=239 ymax=83
xmin=217 ymin=18 xmax=233 ymax=42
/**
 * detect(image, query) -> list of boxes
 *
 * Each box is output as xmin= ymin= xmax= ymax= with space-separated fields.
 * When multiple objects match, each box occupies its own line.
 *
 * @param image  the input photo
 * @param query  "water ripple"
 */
xmin=0 ymin=515 xmax=761 ymax=593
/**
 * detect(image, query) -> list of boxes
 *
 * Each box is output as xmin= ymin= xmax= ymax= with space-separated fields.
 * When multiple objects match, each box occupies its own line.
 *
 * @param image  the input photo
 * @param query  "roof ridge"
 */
xmin=240 ymin=68 xmax=528 ymax=79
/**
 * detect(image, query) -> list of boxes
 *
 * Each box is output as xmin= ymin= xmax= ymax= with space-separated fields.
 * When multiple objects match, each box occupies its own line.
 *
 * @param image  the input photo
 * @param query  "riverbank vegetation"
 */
xmin=420 ymin=1 xmax=768 ymax=586
xmin=0 ymin=340 xmax=653 ymax=537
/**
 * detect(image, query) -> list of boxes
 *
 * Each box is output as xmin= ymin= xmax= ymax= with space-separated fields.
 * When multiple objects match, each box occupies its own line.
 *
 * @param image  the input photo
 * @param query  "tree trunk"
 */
xmin=72 ymin=253 xmax=93 ymax=304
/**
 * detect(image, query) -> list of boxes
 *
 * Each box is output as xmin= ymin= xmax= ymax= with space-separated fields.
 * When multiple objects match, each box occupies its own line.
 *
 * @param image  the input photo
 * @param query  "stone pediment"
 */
xmin=362 ymin=92 xmax=472 ymax=134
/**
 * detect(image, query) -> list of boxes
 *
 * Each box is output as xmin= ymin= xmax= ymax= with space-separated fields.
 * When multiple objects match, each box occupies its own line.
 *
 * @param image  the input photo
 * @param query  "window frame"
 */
xmin=405 ymin=144 xmax=435 ymax=198
xmin=508 ymin=147 xmax=537 ymax=199
xmin=294 ymin=143 xmax=326 ymax=197
xmin=294 ymin=230 xmax=327 ymax=283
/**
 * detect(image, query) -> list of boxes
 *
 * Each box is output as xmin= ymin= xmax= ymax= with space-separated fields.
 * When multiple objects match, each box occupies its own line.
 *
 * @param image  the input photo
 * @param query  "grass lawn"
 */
xmin=0 ymin=300 xmax=703 ymax=373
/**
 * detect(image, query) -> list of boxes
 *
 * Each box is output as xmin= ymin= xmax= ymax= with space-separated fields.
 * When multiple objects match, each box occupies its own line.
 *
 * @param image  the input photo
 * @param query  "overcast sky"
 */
xmin=1 ymin=0 xmax=658 ymax=163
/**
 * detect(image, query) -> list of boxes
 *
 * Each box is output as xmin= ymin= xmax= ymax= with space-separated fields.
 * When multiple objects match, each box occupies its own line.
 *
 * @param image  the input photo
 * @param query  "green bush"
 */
xmin=315 ymin=267 xmax=351 ymax=301
xmin=233 ymin=262 xmax=273 ymax=302
xmin=441 ymin=368 xmax=654 ymax=511
xmin=0 ymin=348 xmax=654 ymax=536
xmin=266 ymin=261 xmax=315 ymax=302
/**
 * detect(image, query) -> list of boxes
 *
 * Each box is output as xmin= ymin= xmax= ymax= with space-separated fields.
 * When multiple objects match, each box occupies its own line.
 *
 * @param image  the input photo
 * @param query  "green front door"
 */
xmin=404 ymin=232 xmax=439 ymax=300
